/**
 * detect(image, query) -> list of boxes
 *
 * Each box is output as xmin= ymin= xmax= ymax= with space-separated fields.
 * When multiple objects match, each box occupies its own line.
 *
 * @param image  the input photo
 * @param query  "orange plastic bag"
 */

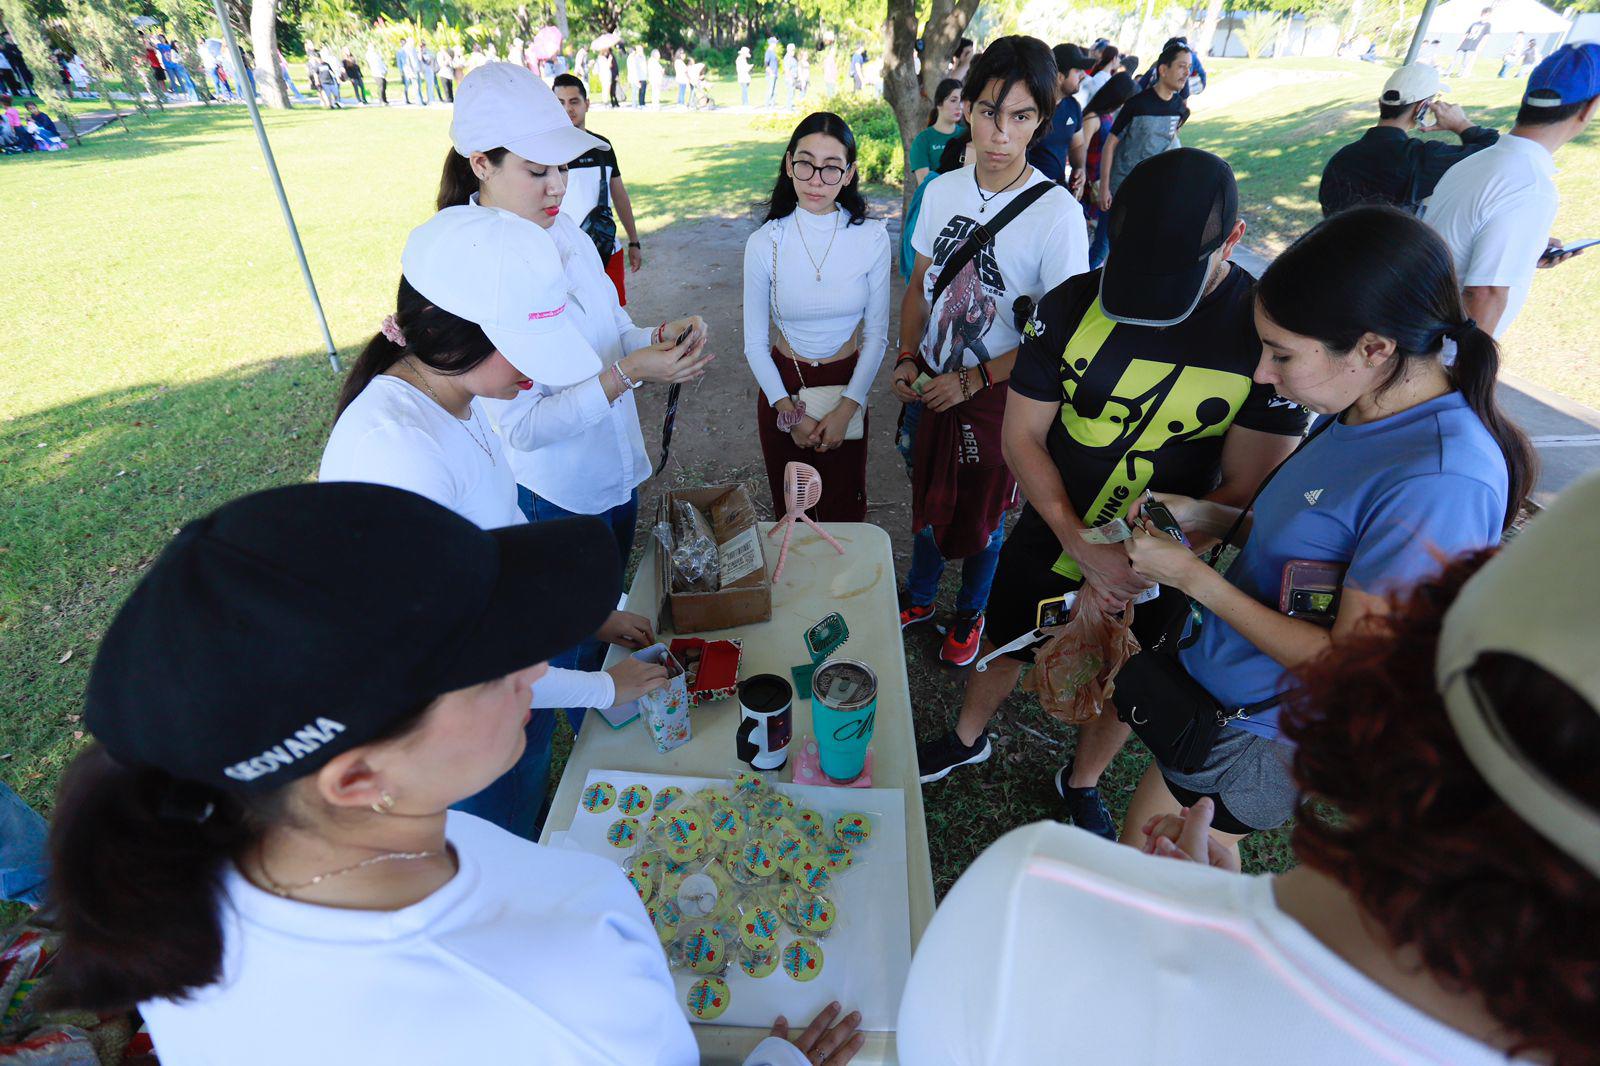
xmin=1020 ymin=588 xmax=1142 ymax=724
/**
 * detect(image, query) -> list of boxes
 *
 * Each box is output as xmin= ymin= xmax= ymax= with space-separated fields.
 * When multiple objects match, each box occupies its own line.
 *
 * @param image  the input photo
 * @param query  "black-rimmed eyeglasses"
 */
xmin=791 ymin=160 xmax=847 ymax=185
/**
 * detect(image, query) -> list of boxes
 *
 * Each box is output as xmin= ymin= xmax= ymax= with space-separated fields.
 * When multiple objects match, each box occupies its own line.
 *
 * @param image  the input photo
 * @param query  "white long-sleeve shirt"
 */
xmin=476 ymin=202 xmax=654 ymax=515
xmin=143 ymin=811 xmax=810 ymax=1066
xmin=742 ymin=206 xmax=891 ymax=408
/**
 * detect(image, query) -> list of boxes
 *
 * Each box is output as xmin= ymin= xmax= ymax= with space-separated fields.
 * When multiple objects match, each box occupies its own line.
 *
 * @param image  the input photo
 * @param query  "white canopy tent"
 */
xmin=1406 ymin=0 xmax=1572 ymax=67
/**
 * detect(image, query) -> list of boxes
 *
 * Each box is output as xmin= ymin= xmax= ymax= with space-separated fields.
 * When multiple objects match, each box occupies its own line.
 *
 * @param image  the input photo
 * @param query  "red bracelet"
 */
xmin=895 ymin=351 xmax=917 ymax=368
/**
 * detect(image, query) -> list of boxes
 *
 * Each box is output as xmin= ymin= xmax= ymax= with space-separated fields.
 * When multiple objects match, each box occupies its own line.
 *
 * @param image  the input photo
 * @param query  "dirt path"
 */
xmin=623 ymin=194 xmax=917 ymax=574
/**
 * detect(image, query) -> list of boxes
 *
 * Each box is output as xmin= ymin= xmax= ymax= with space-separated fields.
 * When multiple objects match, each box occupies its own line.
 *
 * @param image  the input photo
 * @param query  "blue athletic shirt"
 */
xmin=1180 ymin=390 xmax=1508 ymax=740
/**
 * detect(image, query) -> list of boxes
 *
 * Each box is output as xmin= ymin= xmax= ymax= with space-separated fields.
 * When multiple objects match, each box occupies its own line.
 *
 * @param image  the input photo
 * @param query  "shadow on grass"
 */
xmin=1 ymin=351 xmax=347 ymax=813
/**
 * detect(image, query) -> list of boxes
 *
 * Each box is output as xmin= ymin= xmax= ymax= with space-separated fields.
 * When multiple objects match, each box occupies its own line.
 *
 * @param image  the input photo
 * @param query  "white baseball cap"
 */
xmin=449 ymin=62 xmax=605 ymax=165
xmin=401 ymin=205 xmax=600 ymax=388
xmin=1381 ymin=63 xmax=1441 ymax=106
xmin=1436 ymin=472 xmax=1600 ymax=877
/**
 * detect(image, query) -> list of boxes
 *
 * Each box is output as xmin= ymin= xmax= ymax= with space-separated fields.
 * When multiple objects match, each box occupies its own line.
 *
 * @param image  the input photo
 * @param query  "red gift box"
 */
xmin=668 ymin=638 xmax=743 ymax=706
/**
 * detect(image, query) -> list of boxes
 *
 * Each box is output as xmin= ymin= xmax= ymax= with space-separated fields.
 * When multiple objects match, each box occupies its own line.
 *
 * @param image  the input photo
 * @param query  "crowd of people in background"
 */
xmin=258 ymin=29 xmax=880 ymax=113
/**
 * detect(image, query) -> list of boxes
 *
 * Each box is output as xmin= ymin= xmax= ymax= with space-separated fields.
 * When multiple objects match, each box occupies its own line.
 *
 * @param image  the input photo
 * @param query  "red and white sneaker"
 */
xmin=940 ymin=610 xmax=985 ymax=667
xmin=900 ymin=602 xmax=935 ymax=629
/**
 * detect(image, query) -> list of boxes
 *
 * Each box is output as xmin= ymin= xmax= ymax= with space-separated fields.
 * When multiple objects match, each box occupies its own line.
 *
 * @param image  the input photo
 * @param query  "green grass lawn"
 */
xmin=1187 ymin=57 xmax=1600 ymax=407
xmin=0 ymin=101 xmax=789 ymax=822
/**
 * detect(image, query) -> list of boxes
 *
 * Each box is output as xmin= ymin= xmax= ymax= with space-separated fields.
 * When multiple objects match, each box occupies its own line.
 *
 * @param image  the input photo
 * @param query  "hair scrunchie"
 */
xmin=1446 ymin=317 xmax=1477 ymax=340
xmin=380 ymin=314 xmax=408 ymax=348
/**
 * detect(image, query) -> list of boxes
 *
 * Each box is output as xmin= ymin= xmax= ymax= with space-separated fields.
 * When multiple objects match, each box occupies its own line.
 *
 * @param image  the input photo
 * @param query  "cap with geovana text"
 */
xmin=450 ymin=61 xmax=605 ymax=164
xmin=85 ymin=483 xmax=621 ymax=794
xmin=403 ymin=205 xmax=601 ymax=387
xmin=1437 ymin=472 xmax=1600 ymax=877
xmin=1381 ymin=63 xmax=1441 ymax=106
xmin=1100 ymin=148 xmax=1239 ymax=328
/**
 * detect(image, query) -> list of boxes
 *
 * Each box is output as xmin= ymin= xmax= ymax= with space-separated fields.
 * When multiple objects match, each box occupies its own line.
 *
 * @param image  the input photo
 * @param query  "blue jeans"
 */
xmin=678 ymin=82 xmax=687 ymax=105
xmin=453 ymin=486 xmax=638 ymax=839
xmin=906 ymin=523 xmax=1006 ymax=613
xmin=741 ymin=83 xmax=749 ymax=106
xmin=0 ymin=780 xmax=48 ymax=908
xmin=1088 ymin=215 xmax=1111 ymax=270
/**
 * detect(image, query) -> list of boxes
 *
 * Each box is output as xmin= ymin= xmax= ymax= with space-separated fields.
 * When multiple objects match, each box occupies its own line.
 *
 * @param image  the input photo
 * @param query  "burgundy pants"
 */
xmin=755 ymin=348 xmax=869 ymax=523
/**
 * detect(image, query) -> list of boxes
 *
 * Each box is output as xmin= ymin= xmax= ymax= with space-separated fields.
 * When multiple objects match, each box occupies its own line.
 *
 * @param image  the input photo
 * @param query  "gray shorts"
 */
xmin=1159 ymin=726 xmax=1298 ymax=832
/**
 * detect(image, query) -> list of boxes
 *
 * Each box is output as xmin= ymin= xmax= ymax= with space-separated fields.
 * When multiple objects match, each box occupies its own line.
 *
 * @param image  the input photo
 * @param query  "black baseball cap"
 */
xmin=1100 ymin=148 xmax=1239 ymax=328
xmin=85 ymin=482 xmax=620 ymax=794
xmin=1053 ymin=43 xmax=1095 ymax=73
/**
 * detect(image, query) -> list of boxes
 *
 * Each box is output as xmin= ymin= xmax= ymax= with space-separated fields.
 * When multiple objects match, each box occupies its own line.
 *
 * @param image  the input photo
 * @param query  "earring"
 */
xmin=371 ymin=791 xmax=395 ymax=815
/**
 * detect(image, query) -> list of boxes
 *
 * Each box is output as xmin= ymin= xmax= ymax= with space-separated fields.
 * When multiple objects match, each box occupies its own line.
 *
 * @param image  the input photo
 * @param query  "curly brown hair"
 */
xmin=1281 ymin=548 xmax=1600 ymax=1065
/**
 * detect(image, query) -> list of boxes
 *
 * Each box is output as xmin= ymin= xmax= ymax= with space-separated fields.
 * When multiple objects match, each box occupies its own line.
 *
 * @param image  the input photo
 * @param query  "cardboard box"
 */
xmin=657 ymin=484 xmax=772 ymax=634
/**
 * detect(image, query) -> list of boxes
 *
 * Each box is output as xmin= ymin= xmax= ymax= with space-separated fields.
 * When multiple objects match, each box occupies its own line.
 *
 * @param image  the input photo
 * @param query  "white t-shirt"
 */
xmin=897 ymin=823 xmax=1512 ymax=1065
xmin=141 ymin=811 xmax=810 ymax=1066
xmin=319 ymin=375 xmax=614 ymax=712
xmin=1422 ymin=133 xmax=1559 ymax=339
xmin=319 ymin=375 xmax=523 ymax=531
xmin=911 ymin=166 xmax=1088 ymax=373
xmin=742 ymin=207 xmax=892 ymax=408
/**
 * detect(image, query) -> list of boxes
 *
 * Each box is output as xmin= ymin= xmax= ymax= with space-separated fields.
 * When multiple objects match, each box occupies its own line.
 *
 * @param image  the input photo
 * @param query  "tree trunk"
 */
xmin=1196 ymin=0 xmax=1226 ymax=59
xmin=1133 ymin=0 xmax=1159 ymax=59
xmin=251 ymin=0 xmax=289 ymax=108
xmin=883 ymin=0 xmax=980 ymax=215
xmin=553 ymin=0 xmax=569 ymax=43
xmin=882 ymin=0 xmax=923 ymax=218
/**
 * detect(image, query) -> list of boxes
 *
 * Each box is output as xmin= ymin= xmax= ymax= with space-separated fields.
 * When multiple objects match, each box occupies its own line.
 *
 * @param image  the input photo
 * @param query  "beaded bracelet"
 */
xmin=958 ymin=368 xmax=971 ymax=401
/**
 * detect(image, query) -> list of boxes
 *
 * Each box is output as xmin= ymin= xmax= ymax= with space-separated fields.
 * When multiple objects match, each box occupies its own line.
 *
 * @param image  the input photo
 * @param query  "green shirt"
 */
xmin=909 ymin=123 xmax=964 ymax=178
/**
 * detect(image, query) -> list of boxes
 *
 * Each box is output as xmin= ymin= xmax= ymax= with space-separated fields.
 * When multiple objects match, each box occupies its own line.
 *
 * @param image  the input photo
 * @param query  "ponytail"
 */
xmin=335 ymin=277 xmax=497 ymax=418
xmin=436 ymin=146 xmax=508 ymax=212
xmin=44 ymin=746 xmax=274 ymax=1010
xmin=1444 ymin=322 xmax=1537 ymax=530
xmin=1258 ymin=206 xmax=1537 ymax=531
xmin=927 ymin=77 xmax=963 ymax=128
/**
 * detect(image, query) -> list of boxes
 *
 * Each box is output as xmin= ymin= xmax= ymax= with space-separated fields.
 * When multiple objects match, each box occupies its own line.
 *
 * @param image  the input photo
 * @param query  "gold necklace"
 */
xmin=793 ymin=208 xmax=840 ymax=282
xmin=258 ymin=849 xmax=446 ymax=899
xmin=406 ymin=358 xmax=496 ymax=465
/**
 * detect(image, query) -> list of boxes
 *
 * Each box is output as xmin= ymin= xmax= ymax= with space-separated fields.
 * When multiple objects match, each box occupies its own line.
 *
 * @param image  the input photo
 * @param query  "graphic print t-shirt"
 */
xmin=557 ymin=132 xmax=623 ymax=258
xmin=1108 ymin=88 xmax=1186 ymax=193
xmin=911 ymin=166 xmax=1087 ymax=373
xmin=1009 ymin=264 xmax=1310 ymax=579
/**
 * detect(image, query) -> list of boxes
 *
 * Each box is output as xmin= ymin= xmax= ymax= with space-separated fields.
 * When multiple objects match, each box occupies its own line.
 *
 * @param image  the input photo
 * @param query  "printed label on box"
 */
xmin=719 ymin=526 xmax=764 ymax=586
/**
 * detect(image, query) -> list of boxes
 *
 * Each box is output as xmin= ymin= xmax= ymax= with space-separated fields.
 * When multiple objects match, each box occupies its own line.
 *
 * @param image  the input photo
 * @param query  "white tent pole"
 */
xmin=210 ymin=0 xmax=342 ymax=373
xmin=1405 ymin=0 xmax=1444 ymax=64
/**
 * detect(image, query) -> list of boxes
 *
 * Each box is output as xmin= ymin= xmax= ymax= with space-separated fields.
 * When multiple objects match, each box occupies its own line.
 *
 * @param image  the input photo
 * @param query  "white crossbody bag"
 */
xmin=770 ymin=226 xmax=866 ymax=440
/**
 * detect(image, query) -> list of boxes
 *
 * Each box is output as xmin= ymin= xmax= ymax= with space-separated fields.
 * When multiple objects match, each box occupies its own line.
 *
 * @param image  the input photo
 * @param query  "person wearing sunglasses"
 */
xmin=742 ymin=111 xmax=889 ymax=522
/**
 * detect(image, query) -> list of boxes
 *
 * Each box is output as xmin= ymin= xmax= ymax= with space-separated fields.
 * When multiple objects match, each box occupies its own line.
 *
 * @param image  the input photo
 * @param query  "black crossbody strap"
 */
xmin=928 ymin=181 xmax=1053 ymax=310
xmin=1165 ymin=411 xmax=1337 ymax=658
xmin=1207 ymin=411 xmax=1337 ymax=564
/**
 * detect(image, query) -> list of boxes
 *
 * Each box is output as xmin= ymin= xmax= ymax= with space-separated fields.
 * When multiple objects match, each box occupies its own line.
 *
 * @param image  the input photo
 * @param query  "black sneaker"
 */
xmin=917 ymin=730 xmax=992 ymax=783
xmin=1054 ymin=761 xmax=1117 ymax=841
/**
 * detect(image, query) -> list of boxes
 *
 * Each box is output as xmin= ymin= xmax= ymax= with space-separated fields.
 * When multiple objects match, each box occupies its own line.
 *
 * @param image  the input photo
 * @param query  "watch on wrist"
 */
xmin=628 ymin=241 xmax=642 ymax=248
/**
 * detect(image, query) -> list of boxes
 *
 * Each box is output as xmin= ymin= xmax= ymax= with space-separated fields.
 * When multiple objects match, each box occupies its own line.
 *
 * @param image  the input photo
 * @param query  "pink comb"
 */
xmin=768 ymin=462 xmax=844 ymax=581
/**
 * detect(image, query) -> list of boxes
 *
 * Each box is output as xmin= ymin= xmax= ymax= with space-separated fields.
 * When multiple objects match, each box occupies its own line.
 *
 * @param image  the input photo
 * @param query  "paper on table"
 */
xmin=567 ymin=768 xmax=912 ymax=1033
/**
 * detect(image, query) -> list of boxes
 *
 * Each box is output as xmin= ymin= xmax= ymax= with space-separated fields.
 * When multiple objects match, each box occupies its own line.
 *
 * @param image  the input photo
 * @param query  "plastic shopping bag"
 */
xmin=1020 ymin=587 xmax=1141 ymax=724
